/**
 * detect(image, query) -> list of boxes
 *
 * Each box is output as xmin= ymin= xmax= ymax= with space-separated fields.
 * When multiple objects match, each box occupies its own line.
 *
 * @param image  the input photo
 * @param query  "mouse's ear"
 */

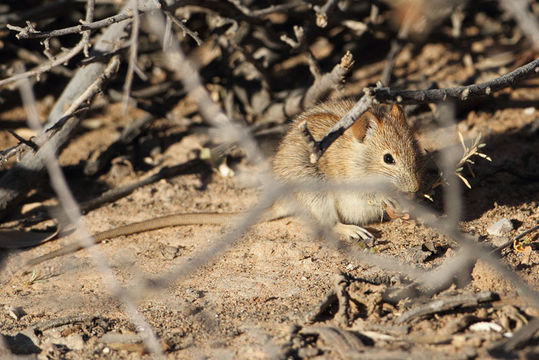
xmin=350 ymin=111 xmax=382 ymax=142
xmin=391 ymin=104 xmax=406 ymax=124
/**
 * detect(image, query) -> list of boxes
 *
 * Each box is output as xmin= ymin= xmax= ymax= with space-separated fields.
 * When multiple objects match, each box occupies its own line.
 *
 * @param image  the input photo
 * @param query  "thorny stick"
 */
xmin=499 ymin=0 xmax=539 ymax=50
xmin=0 ymin=39 xmax=87 ymax=87
xmin=380 ymin=1 xmax=413 ymax=86
xmin=0 ymin=0 xmax=96 ymax=87
xmin=396 ymin=291 xmax=497 ymax=323
xmin=82 ymin=0 xmax=95 ymax=57
xmin=163 ymin=8 xmax=202 ymax=45
xmin=310 ymin=57 xmax=539 ymax=163
xmin=16 ymin=63 xmax=164 ymax=357
xmin=492 ymin=222 xmax=539 ymax=254
xmin=122 ymin=0 xmax=140 ymax=115
xmin=145 ymin=10 xmax=264 ymax=165
xmin=6 ymin=130 xmax=38 ymax=152
xmin=6 ymin=10 xmax=133 ymax=40
xmin=0 ymin=56 xmax=120 ymax=217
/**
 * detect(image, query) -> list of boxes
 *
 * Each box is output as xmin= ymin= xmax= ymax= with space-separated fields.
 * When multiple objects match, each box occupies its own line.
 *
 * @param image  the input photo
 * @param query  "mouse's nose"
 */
xmin=404 ymin=176 xmax=419 ymax=193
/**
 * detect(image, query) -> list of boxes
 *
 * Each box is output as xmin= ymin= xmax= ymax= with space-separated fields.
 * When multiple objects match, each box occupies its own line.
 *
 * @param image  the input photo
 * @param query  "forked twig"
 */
xmin=16 ymin=60 xmax=163 ymax=356
xmin=310 ymin=58 xmax=539 ymax=162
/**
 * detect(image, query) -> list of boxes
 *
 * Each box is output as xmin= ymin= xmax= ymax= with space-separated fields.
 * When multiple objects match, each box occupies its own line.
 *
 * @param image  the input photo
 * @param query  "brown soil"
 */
xmin=1 ymin=45 xmax=538 ymax=359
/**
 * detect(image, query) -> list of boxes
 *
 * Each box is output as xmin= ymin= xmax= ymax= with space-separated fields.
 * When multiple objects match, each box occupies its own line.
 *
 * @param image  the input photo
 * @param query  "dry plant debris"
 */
xmin=0 ymin=0 xmax=538 ymax=358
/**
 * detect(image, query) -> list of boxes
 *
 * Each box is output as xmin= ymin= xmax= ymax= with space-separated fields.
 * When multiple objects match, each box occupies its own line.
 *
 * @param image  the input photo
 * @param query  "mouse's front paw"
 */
xmin=333 ymin=223 xmax=374 ymax=244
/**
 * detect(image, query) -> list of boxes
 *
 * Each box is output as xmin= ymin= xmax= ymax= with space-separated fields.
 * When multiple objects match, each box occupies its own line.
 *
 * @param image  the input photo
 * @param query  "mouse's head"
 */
xmin=348 ymin=104 xmax=422 ymax=193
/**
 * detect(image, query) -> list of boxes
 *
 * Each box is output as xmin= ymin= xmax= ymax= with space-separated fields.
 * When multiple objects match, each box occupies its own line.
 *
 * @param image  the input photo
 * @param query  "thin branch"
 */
xmin=6 ymin=130 xmax=38 ymax=152
xmin=492 ymin=222 xmax=539 ymax=254
xmin=122 ymin=0 xmax=140 ymax=115
xmin=44 ymin=1 xmax=148 ymax=126
xmin=249 ymin=0 xmax=305 ymax=17
xmin=164 ymin=9 xmax=202 ymax=45
xmin=372 ymin=57 xmax=539 ymax=104
xmin=0 ymin=0 xmax=93 ymax=87
xmin=16 ymin=61 xmax=164 ymax=358
xmin=303 ymin=50 xmax=354 ymax=109
xmin=396 ymin=291 xmax=497 ymax=324
xmin=5 ymin=0 xmax=301 ymax=41
xmin=380 ymin=0 xmax=413 ymax=86
xmin=498 ymin=0 xmax=539 ymax=50
xmin=261 ymin=51 xmax=354 ymax=124
xmin=313 ymin=0 xmax=338 ymax=28
xmin=0 ymin=143 xmax=29 ymax=166
xmin=0 ymin=39 xmax=86 ymax=87
xmin=145 ymin=10 xmax=264 ymax=164
xmin=6 ymin=10 xmax=133 ymax=40
xmin=311 ymin=57 xmax=539 ymax=162
xmin=82 ymin=0 xmax=96 ymax=57
xmin=0 ymin=57 xmax=121 ymax=218
xmin=310 ymin=90 xmax=374 ymax=163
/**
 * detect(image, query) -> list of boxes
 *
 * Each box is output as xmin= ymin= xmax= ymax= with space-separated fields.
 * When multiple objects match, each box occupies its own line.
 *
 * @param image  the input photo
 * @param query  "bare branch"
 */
xmin=6 ymin=8 xmax=133 ymax=40
xmin=0 ymin=0 xmax=96 ymax=87
xmin=372 ymin=57 xmax=539 ymax=104
xmin=311 ymin=57 xmax=539 ymax=162
xmin=310 ymin=91 xmax=374 ymax=163
xmin=122 ymin=0 xmax=140 ymax=115
xmin=0 ymin=56 xmax=120 ymax=218
xmin=261 ymin=51 xmax=354 ymax=124
xmin=396 ymin=291 xmax=497 ymax=324
xmin=313 ymin=0 xmax=338 ymax=28
xmin=499 ymin=0 xmax=539 ymax=50
xmin=164 ymin=9 xmax=202 ymax=45
xmin=16 ymin=60 xmax=164 ymax=357
xmin=0 ymin=40 xmax=86 ymax=87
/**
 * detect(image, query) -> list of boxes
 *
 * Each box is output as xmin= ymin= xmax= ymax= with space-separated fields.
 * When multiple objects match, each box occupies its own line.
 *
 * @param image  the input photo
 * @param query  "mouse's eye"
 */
xmin=383 ymin=153 xmax=395 ymax=164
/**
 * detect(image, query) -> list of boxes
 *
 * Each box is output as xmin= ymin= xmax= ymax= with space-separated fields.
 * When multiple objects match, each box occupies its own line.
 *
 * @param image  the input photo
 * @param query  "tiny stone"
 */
xmin=298 ymin=347 xmax=321 ymax=357
xmin=161 ymin=245 xmax=179 ymax=260
xmin=452 ymin=334 xmax=466 ymax=347
xmin=469 ymin=322 xmax=502 ymax=332
xmin=487 ymin=218 xmax=513 ymax=236
xmin=53 ymin=334 xmax=85 ymax=350
xmin=8 ymin=306 xmax=25 ymax=320
xmin=523 ymin=107 xmax=535 ymax=115
xmin=345 ymin=263 xmax=355 ymax=271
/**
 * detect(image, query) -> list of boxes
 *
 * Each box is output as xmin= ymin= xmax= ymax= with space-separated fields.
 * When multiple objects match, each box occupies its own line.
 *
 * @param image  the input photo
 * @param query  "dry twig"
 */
xmin=396 ymin=291 xmax=498 ymax=324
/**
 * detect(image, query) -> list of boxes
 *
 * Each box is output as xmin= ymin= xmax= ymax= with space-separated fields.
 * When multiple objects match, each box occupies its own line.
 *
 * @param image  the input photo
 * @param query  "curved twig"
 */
xmin=311 ymin=57 xmax=539 ymax=162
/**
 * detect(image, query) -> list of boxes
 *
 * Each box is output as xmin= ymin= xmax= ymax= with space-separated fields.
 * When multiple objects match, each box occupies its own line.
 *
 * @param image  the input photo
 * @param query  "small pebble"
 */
xmin=161 ymin=245 xmax=179 ymax=260
xmin=487 ymin=218 xmax=513 ymax=236
xmin=469 ymin=322 xmax=502 ymax=332
xmin=523 ymin=107 xmax=535 ymax=115
xmin=8 ymin=306 xmax=25 ymax=320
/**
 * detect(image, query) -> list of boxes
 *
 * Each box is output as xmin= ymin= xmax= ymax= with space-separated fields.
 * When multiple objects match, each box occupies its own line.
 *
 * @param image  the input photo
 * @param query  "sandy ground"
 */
xmin=0 ymin=43 xmax=538 ymax=359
